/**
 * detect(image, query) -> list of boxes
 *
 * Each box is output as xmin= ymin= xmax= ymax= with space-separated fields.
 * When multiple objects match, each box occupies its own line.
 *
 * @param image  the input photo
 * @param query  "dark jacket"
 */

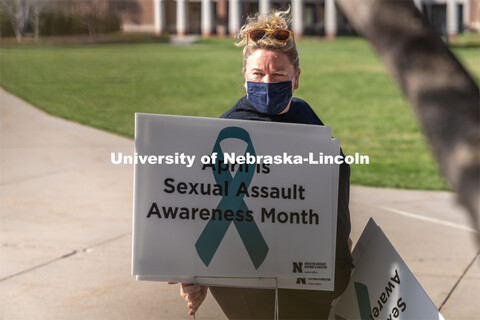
xmin=210 ymin=97 xmax=353 ymax=319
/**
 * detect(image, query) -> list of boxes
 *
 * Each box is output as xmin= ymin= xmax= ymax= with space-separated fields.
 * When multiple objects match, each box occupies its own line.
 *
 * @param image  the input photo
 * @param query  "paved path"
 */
xmin=1 ymin=88 xmax=478 ymax=319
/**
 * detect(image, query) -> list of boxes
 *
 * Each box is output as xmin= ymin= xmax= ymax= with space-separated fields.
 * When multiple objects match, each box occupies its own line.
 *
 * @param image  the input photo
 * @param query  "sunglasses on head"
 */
xmin=247 ymin=28 xmax=294 ymax=43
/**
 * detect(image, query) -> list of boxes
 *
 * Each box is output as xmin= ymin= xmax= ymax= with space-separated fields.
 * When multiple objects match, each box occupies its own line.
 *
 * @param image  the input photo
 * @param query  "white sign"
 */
xmin=132 ymin=114 xmax=341 ymax=291
xmin=329 ymin=218 xmax=445 ymax=319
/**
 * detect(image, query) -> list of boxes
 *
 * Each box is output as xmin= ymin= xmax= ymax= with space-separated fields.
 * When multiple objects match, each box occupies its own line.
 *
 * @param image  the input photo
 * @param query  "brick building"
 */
xmin=119 ymin=0 xmax=479 ymax=37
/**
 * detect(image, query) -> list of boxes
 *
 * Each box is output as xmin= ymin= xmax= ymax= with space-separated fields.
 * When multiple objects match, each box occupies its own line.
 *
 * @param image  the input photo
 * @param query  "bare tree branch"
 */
xmin=68 ymin=0 xmax=118 ymax=36
xmin=335 ymin=0 xmax=480 ymax=241
xmin=29 ymin=0 xmax=54 ymax=41
xmin=1 ymin=0 xmax=31 ymax=42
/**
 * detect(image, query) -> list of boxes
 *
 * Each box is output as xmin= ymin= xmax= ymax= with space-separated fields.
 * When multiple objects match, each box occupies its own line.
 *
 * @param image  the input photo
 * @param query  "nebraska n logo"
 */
xmin=195 ymin=127 xmax=269 ymax=269
xmin=293 ymin=262 xmax=303 ymax=273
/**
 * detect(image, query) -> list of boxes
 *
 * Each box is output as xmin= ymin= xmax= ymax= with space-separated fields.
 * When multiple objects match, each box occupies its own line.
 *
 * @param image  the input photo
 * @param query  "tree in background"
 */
xmin=69 ymin=0 xmax=120 ymax=36
xmin=1 ymin=0 xmax=31 ymax=42
xmin=336 ymin=0 xmax=480 ymax=241
xmin=29 ymin=0 xmax=54 ymax=41
xmin=1 ymin=0 xmax=56 ymax=42
xmin=1 ymin=0 xmax=123 ymax=40
xmin=109 ymin=0 xmax=141 ymax=25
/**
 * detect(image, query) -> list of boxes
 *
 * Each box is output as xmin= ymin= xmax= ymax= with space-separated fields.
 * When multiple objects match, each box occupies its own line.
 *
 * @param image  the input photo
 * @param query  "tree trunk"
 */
xmin=3 ymin=0 xmax=31 ymax=42
xmin=33 ymin=5 xmax=40 ymax=42
xmin=335 ymin=0 xmax=480 ymax=240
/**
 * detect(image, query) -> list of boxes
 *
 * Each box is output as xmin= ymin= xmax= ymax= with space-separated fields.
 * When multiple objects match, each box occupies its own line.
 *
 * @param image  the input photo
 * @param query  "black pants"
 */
xmin=210 ymin=287 xmax=334 ymax=319
xmin=210 ymin=263 xmax=351 ymax=319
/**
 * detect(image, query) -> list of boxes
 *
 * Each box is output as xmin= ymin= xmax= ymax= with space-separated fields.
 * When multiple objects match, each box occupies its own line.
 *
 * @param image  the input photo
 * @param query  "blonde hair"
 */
xmin=236 ymin=7 xmax=299 ymax=73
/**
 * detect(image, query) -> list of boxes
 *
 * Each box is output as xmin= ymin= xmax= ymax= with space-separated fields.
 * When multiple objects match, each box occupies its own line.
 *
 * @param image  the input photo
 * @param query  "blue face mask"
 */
xmin=246 ymin=80 xmax=293 ymax=115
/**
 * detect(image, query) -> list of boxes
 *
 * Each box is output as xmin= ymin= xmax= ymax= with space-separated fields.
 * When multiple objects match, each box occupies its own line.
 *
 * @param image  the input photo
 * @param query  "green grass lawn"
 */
xmin=1 ymin=37 xmax=478 ymax=190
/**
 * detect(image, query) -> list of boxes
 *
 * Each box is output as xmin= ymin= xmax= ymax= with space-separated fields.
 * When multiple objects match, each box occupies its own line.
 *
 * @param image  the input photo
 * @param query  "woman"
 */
xmin=176 ymin=8 xmax=353 ymax=319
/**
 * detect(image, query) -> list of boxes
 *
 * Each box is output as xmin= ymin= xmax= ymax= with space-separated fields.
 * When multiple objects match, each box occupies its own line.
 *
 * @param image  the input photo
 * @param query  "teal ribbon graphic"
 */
xmin=354 ymin=282 xmax=372 ymax=320
xmin=195 ymin=127 xmax=269 ymax=269
xmin=335 ymin=282 xmax=371 ymax=319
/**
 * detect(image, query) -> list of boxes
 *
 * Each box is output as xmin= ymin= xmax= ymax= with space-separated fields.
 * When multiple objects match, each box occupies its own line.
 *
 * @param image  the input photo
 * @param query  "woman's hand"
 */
xmin=168 ymin=282 xmax=209 ymax=316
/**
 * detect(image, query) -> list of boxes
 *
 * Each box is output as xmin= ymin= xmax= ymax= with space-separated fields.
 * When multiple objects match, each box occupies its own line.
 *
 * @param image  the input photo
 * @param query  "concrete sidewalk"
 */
xmin=1 ymin=88 xmax=478 ymax=319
